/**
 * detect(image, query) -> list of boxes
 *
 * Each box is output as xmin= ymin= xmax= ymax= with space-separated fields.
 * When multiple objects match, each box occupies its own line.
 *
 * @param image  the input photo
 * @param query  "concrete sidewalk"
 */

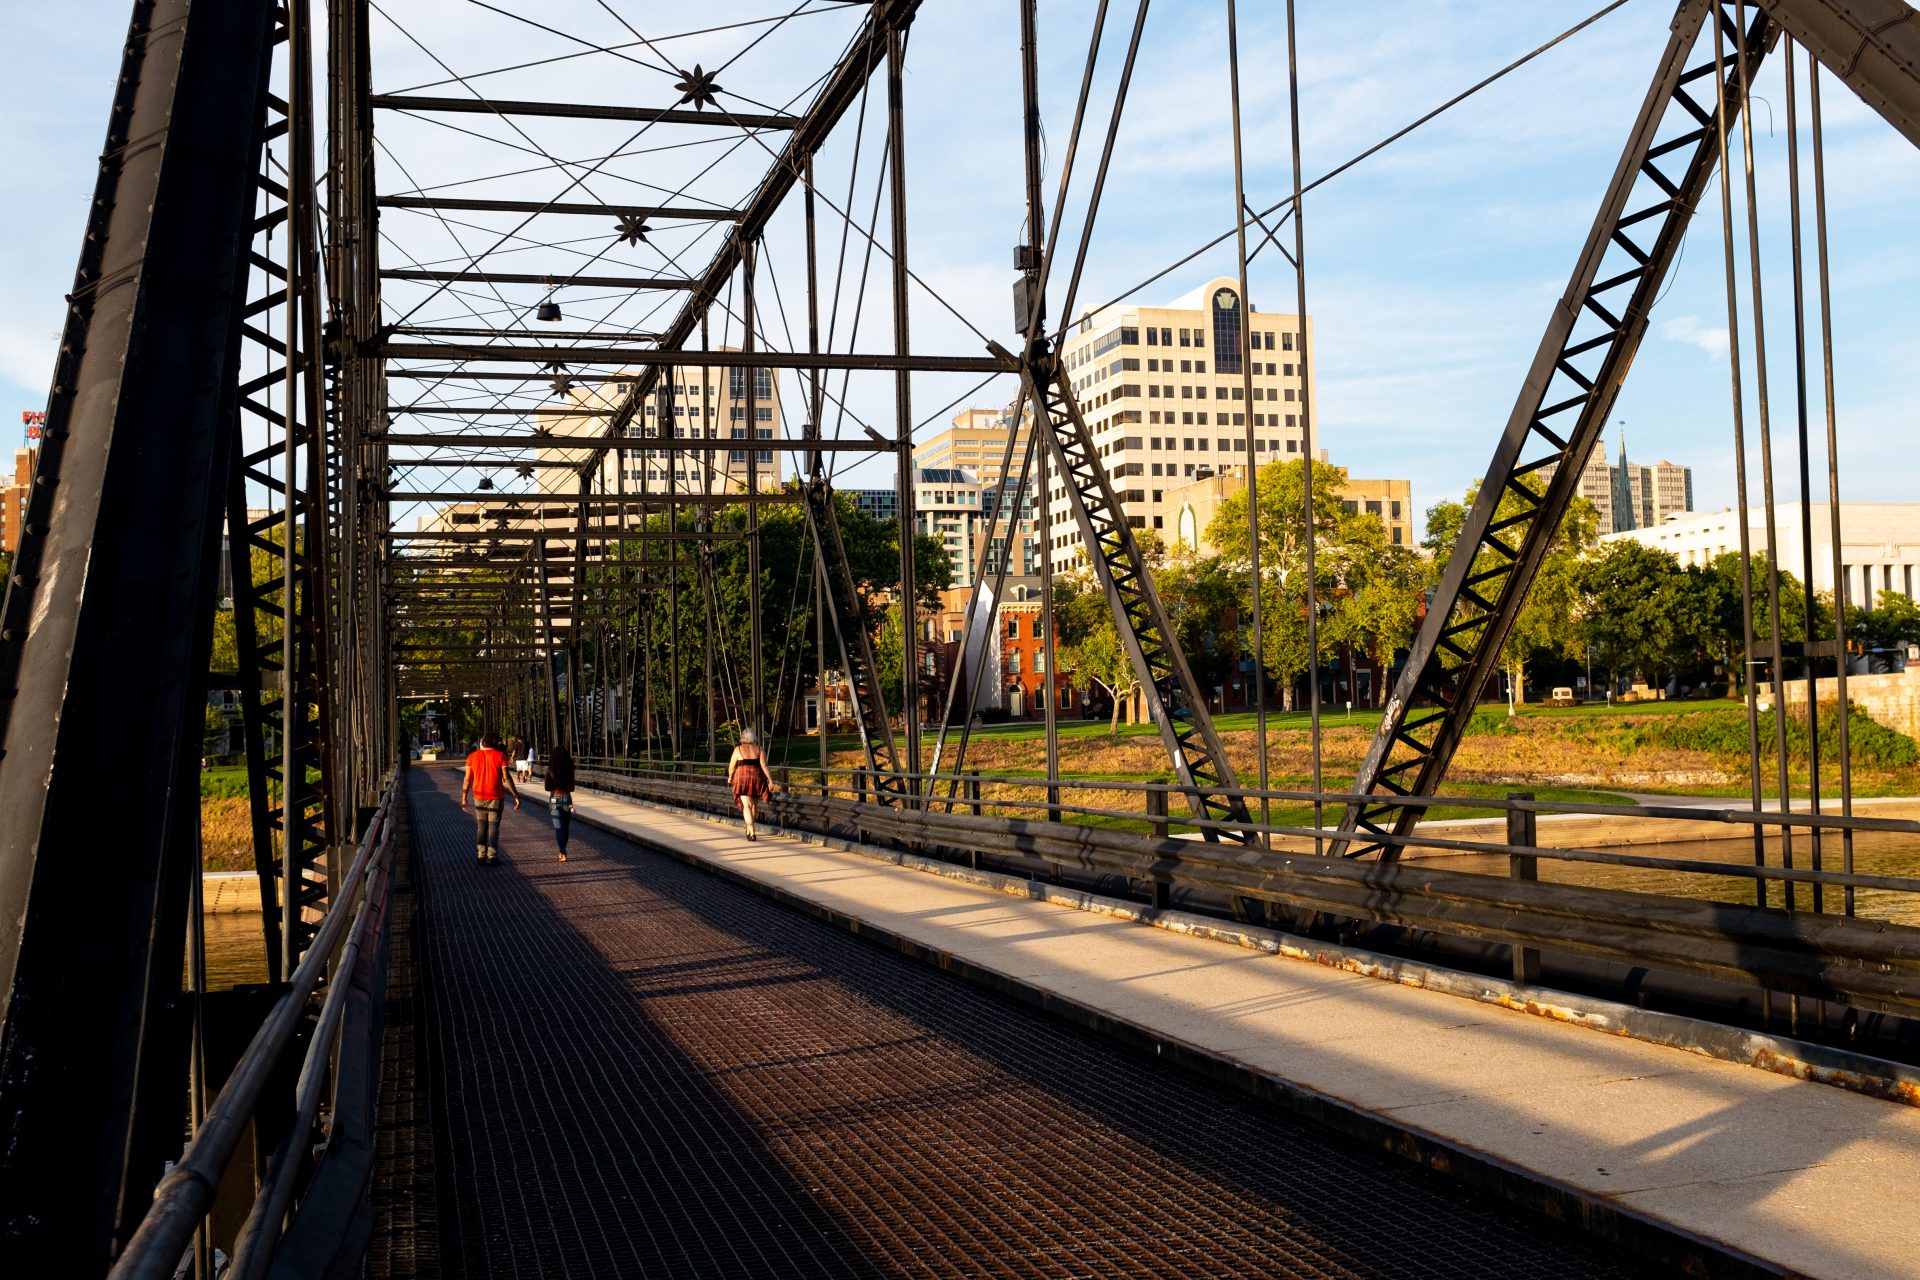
xmin=570 ymin=788 xmax=1920 ymax=1280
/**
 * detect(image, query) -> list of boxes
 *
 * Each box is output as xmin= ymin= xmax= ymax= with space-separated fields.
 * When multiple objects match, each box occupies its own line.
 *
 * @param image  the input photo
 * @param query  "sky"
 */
xmin=2 ymin=0 xmax=1915 ymax=539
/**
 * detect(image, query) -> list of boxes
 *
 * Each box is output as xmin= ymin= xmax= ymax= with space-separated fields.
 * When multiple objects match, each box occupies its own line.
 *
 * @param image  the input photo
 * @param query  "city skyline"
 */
xmin=4 ymin=2 xmax=1912 ymax=542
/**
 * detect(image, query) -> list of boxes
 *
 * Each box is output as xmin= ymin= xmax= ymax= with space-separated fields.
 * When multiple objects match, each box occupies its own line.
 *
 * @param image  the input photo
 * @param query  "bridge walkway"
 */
xmin=368 ymin=765 xmax=1644 ymax=1278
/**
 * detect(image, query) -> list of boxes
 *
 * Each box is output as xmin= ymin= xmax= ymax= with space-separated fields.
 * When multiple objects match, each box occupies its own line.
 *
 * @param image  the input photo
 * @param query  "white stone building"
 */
xmin=1604 ymin=503 xmax=1920 ymax=607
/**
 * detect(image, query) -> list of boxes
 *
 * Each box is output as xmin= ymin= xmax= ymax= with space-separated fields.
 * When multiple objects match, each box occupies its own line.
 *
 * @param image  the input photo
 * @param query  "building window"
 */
xmin=1007 ymin=617 xmax=1020 ymax=639
xmin=1282 ymin=332 xmax=1295 ymax=350
xmin=728 ymin=367 xmax=773 ymax=399
xmin=1146 ymin=328 xmax=1158 ymax=346
xmin=1160 ymin=327 xmax=1172 ymax=345
xmin=756 ymin=407 xmax=773 ymax=421
xmin=1212 ymin=288 xmax=1243 ymax=375
xmin=1121 ymin=327 xmax=1139 ymax=345
xmin=1391 ymin=500 xmax=1402 ymax=519
xmin=1178 ymin=328 xmax=1191 ymax=347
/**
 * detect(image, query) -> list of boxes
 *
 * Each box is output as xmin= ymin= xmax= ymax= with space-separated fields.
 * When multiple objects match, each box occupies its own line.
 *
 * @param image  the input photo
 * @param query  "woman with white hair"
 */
xmin=726 ymin=728 xmax=775 ymax=840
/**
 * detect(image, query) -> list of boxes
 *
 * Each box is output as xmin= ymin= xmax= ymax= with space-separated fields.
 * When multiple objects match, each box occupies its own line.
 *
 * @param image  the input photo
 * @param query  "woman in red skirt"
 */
xmin=726 ymin=728 xmax=775 ymax=840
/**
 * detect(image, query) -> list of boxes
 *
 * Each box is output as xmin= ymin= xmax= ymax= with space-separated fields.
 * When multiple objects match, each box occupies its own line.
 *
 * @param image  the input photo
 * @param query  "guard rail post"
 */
xmin=1508 ymin=792 xmax=1541 ymax=985
xmin=1145 ymin=785 xmax=1171 ymax=909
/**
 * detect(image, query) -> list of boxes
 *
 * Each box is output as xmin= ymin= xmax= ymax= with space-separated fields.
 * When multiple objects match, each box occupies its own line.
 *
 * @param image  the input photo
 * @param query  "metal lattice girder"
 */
xmin=1338 ymin=0 xmax=1772 ymax=857
xmin=803 ymin=479 xmax=907 ymax=800
xmin=230 ymin=7 xmax=339 ymax=965
xmin=1028 ymin=351 xmax=1255 ymax=845
xmin=0 ymin=0 xmax=279 ymax=1266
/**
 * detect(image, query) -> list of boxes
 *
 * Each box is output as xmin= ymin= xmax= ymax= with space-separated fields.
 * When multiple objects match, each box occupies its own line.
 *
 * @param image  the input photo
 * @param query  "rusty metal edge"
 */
xmin=572 ymin=794 xmax=1802 ymax=1280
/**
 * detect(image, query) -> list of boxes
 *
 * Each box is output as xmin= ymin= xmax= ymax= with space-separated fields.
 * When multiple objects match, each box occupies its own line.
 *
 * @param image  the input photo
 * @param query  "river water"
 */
xmin=197 ymin=909 xmax=273 ymax=990
xmin=1404 ymin=829 xmax=1920 ymax=926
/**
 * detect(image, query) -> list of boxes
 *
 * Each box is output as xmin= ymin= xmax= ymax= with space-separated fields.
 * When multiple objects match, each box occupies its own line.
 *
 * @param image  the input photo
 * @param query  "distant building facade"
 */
xmin=913 ymin=407 xmax=1032 ymax=486
xmin=1041 ymin=276 xmax=1319 ymax=572
xmin=1604 ymin=503 xmax=1920 ymax=607
xmin=850 ymin=488 xmax=898 ymax=524
xmin=1164 ymin=464 xmax=1414 ymax=555
xmin=2 ymin=447 xmax=33 ymax=554
xmin=533 ymin=350 xmax=787 ymax=496
xmin=911 ymin=466 xmax=1038 ymax=589
xmin=1541 ymin=435 xmax=1693 ymax=533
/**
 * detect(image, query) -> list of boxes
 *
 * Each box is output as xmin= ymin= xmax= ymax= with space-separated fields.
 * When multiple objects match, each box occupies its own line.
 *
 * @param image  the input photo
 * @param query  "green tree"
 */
xmin=1579 ymin=541 xmax=1689 ymax=688
xmin=1209 ymin=459 xmax=1426 ymax=709
xmin=1425 ymin=484 xmax=1599 ymax=702
xmin=203 ymin=703 xmax=228 ymax=757
xmin=1849 ymin=590 xmax=1920 ymax=657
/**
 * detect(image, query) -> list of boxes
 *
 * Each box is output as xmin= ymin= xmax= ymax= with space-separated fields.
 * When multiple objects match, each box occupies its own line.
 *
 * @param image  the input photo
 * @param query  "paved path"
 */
xmin=562 ymin=782 xmax=1920 ymax=1280
xmin=388 ymin=765 xmax=1645 ymax=1279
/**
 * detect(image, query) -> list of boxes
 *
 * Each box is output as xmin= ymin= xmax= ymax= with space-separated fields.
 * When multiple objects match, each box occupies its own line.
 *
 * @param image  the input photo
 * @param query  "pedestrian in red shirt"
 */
xmin=461 ymin=730 xmax=520 ymax=864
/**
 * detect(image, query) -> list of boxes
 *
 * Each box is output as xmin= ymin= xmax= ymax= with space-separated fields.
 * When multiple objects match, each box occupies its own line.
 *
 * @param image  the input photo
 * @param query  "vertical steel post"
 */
xmin=1507 ymin=793 xmax=1541 ymax=984
xmin=1807 ymin=56 xmax=1855 ymax=917
xmin=1733 ymin=1 xmax=1799 ymax=936
xmin=745 ymin=241 xmax=765 ymax=740
xmin=1783 ymin=42 xmax=1825 ymax=914
xmin=886 ymin=22 xmax=921 ymax=788
xmin=1711 ymin=10 xmax=1772 ymax=912
xmin=1284 ymin=0 xmax=1323 ymax=847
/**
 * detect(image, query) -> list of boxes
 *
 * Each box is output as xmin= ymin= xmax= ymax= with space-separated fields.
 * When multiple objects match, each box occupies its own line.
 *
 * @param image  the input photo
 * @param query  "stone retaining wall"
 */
xmin=1758 ymin=668 xmax=1920 ymax=741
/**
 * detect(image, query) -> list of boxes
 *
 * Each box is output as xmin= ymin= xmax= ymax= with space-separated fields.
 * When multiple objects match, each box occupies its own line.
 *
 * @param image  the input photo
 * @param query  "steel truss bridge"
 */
xmin=1 ymin=0 xmax=1917 ymax=1273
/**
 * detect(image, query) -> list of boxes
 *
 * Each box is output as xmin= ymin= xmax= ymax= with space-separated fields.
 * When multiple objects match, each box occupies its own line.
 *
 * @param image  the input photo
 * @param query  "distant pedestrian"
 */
xmin=726 ymin=728 xmax=774 ymax=841
xmin=544 ymin=742 xmax=576 ymax=862
xmin=461 ymin=730 xmax=519 ymax=865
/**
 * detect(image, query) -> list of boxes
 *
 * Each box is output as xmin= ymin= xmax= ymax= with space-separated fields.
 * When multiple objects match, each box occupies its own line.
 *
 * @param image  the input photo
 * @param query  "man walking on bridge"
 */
xmin=461 ymin=730 xmax=520 ymax=864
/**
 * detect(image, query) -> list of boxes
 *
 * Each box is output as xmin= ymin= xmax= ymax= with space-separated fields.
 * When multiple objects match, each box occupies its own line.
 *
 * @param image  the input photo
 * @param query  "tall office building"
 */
xmin=912 ymin=467 xmax=1038 ymax=589
xmin=913 ymin=406 xmax=1032 ymax=486
xmin=1539 ymin=435 xmax=1693 ymax=533
xmin=533 ymin=349 xmax=786 ymax=496
xmin=1040 ymin=276 xmax=1317 ymax=572
xmin=1 ymin=447 xmax=33 ymax=554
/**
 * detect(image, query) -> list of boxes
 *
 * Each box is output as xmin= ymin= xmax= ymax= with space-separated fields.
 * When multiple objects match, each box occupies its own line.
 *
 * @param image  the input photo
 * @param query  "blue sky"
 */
xmin=4 ymin=1 xmax=1915 ymax=535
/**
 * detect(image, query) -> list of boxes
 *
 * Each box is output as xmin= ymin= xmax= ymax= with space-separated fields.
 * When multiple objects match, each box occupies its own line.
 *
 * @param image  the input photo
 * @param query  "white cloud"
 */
xmin=1659 ymin=315 xmax=1730 ymax=361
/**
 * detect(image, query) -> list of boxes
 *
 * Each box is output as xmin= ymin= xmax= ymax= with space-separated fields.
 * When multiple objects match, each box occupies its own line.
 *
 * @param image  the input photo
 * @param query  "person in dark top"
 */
xmin=461 ymin=730 xmax=519 ymax=864
xmin=544 ymin=743 xmax=576 ymax=862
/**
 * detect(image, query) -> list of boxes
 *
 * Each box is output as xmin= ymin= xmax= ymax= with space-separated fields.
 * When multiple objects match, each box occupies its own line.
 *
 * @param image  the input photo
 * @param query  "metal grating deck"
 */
xmin=389 ymin=765 xmax=1650 ymax=1278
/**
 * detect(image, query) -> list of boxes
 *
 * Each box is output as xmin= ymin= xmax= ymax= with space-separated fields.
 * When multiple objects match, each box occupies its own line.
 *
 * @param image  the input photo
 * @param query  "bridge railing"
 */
xmin=575 ymin=757 xmax=1920 ymax=1029
xmin=109 ymin=768 xmax=404 ymax=1280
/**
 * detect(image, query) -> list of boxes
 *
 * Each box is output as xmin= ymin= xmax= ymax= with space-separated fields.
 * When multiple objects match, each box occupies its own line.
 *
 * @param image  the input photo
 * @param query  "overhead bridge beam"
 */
xmin=381 ymin=432 xmax=888 ymax=451
xmin=386 ymin=491 xmax=806 ymax=505
xmin=390 ymin=326 xmax=665 ymax=342
xmin=379 ymin=195 xmax=739 ymax=221
xmin=390 ymin=528 xmax=750 ymax=542
xmin=369 ymin=93 xmax=801 ymax=131
xmin=1759 ymin=0 xmax=1920 ymax=148
xmin=380 ymin=342 xmax=1018 ymax=374
xmin=381 ymin=269 xmax=697 ymax=290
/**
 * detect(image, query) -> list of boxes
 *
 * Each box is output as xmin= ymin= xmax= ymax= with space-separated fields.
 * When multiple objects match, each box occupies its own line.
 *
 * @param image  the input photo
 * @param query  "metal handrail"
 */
xmin=109 ymin=768 xmax=401 ymax=1280
xmin=584 ymin=761 xmax=1920 ymax=901
xmin=579 ymin=766 xmax=1920 ymax=1017
xmin=573 ymin=754 xmax=1920 ymax=840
